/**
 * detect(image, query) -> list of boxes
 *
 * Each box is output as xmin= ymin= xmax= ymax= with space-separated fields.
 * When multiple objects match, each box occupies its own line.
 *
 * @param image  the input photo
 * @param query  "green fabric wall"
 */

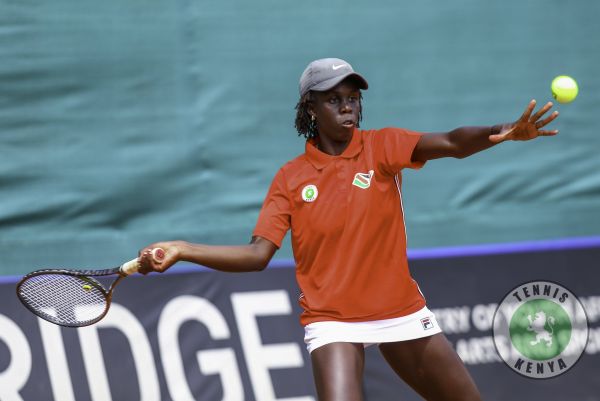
xmin=1 ymin=0 xmax=599 ymax=274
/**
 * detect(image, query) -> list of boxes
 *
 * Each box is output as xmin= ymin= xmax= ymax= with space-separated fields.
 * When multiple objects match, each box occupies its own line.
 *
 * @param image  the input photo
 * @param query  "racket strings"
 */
xmin=18 ymin=274 xmax=108 ymax=326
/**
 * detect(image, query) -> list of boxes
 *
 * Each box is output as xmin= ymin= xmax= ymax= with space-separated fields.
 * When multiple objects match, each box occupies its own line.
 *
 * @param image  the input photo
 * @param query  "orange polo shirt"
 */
xmin=253 ymin=127 xmax=426 ymax=326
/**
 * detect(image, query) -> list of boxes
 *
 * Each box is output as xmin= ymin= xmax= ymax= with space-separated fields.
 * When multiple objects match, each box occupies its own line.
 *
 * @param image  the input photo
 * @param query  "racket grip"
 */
xmin=121 ymin=258 xmax=140 ymax=275
xmin=120 ymin=248 xmax=166 ymax=275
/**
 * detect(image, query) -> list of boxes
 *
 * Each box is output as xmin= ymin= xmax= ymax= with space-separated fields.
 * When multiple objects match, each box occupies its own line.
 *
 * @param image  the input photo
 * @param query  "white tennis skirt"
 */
xmin=304 ymin=306 xmax=442 ymax=353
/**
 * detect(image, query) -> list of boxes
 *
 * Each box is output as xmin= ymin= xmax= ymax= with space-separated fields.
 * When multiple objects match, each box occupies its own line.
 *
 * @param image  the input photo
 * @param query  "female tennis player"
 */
xmin=138 ymin=58 xmax=558 ymax=401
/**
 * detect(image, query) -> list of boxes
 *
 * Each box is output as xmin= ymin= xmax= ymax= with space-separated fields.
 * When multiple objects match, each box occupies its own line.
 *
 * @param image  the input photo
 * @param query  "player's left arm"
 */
xmin=411 ymin=100 xmax=559 ymax=162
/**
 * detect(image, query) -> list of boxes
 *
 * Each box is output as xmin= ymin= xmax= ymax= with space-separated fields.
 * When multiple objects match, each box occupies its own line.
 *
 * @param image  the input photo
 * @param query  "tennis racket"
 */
xmin=15 ymin=248 xmax=165 ymax=327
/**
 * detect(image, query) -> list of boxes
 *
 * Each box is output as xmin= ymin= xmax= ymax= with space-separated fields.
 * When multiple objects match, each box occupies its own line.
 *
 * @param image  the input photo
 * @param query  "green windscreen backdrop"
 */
xmin=1 ymin=0 xmax=599 ymax=274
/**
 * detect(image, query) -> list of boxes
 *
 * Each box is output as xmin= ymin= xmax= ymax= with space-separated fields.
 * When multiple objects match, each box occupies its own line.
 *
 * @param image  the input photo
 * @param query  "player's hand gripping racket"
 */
xmin=15 ymin=248 xmax=165 ymax=327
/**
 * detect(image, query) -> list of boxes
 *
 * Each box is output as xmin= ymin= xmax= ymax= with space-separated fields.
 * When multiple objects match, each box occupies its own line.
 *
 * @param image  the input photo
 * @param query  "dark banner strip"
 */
xmin=1 ymin=245 xmax=599 ymax=400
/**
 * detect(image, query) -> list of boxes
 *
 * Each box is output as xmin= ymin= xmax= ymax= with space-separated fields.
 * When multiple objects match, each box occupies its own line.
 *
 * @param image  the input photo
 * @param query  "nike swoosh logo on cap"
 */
xmin=332 ymin=64 xmax=347 ymax=70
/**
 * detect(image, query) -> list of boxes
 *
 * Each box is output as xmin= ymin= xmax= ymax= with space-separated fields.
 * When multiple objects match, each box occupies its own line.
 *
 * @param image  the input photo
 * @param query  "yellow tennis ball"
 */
xmin=551 ymin=75 xmax=578 ymax=103
xmin=82 ymin=284 xmax=92 ymax=291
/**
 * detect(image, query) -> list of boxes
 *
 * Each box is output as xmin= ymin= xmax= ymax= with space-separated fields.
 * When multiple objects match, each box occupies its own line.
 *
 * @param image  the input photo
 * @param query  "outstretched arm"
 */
xmin=411 ymin=100 xmax=559 ymax=162
xmin=138 ymin=236 xmax=278 ymax=274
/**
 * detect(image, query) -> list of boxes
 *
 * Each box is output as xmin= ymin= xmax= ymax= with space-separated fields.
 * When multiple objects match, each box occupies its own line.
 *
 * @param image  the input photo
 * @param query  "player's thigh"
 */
xmin=310 ymin=342 xmax=365 ymax=401
xmin=378 ymin=333 xmax=482 ymax=401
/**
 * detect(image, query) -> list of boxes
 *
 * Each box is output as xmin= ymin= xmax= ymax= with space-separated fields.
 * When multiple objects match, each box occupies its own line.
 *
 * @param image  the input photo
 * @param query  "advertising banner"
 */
xmin=1 ymin=244 xmax=598 ymax=400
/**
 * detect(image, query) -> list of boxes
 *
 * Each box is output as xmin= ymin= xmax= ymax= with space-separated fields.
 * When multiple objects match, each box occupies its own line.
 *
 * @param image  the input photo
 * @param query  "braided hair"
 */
xmin=294 ymin=91 xmax=364 ymax=139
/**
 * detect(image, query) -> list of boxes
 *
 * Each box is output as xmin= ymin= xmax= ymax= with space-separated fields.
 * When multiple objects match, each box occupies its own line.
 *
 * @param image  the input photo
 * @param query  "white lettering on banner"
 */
xmin=431 ymin=306 xmax=471 ymax=334
xmin=566 ymin=328 xmax=589 ymax=356
xmin=586 ymin=327 xmax=600 ymax=354
xmin=197 ymin=349 xmax=244 ymax=401
xmin=158 ymin=295 xmax=243 ymax=401
xmin=471 ymin=303 xmax=497 ymax=331
xmin=456 ymin=336 xmax=502 ymax=365
xmin=77 ymin=304 xmax=160 ymax=401
xmin=0 ymin=314 xmax=31 ymax=401
xmin=581 ymin=296 xmax=600 ymax=323
xmin=38 ymin=318 xmax=76 ymax=401
xmin=231 ymin=291 xmax=315 ymax=401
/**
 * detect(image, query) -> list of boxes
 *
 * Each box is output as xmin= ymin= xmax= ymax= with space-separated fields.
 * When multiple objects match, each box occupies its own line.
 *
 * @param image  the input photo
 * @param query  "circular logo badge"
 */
xmin=492 ymin=280 xmax=588 ymax=379
xmin=301 ymin=185 xmax=318 ymax=202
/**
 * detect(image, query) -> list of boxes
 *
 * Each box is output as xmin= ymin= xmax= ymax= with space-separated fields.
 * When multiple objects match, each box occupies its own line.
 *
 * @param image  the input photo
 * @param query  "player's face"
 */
xmin=310 ymin=79 xmax=361 ymax=145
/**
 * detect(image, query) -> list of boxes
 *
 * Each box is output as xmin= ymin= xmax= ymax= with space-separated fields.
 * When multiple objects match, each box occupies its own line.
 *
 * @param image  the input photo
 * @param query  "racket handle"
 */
xmin=120 ymin=248 xmax=166 ymax=275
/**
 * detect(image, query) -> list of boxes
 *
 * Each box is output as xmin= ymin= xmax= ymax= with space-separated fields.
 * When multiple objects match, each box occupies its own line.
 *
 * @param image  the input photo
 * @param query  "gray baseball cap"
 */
xmin=299 ymin=58 xmax=368 ymax=97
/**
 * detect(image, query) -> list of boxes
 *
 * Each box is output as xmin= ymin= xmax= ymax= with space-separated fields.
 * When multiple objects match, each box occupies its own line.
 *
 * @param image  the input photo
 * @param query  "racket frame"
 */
xmin=15 ymin=248 xmax=163 ymax=327
xmin=16 ymin=267 xmax=125 ymax=327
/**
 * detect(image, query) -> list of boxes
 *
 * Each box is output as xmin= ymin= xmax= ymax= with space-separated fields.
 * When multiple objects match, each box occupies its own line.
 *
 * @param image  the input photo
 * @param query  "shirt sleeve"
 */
xmin=373 ymin=127 xmax=425 ymax=176
xmin=252 ymin=168 xmax=292 ymax=248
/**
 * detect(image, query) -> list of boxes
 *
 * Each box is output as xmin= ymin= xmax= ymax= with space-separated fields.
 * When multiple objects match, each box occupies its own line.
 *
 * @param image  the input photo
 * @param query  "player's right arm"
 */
xmin=138 ymin=236 xmax=278 ymax=274
xmin=140 ymin=167 xmax=291 ymax=275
